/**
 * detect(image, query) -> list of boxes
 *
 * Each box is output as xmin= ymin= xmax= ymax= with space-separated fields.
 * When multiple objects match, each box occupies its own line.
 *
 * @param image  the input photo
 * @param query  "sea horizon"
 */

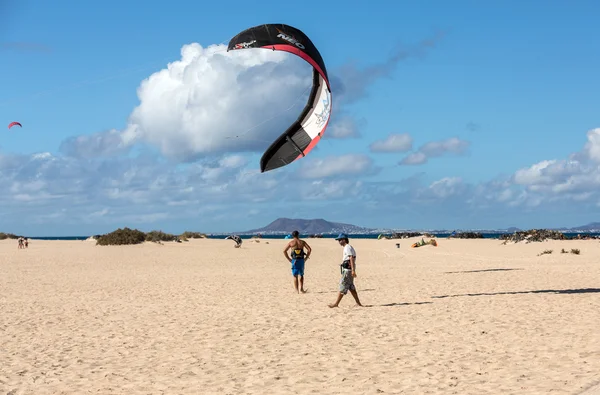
xmin=18 ymin=231 xmax=600 ymax=241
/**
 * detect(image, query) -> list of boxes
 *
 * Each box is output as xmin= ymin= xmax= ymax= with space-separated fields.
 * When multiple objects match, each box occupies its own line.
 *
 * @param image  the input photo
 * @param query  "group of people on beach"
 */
xmin=17 ymin=237 xmax=29 ymax=249
xmin=283 ymin=230 xmax=363 ymax=308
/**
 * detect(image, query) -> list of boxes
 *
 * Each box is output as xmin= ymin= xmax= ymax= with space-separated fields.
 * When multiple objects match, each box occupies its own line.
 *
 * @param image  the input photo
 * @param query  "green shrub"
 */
xmin=96 ymin=227 xmax=146 ymax=246
xmin=145 ymin=230 xmax=177 ymax=243
xmin=180 ymin=231 xmax=207 ymax=239
xmin=95 ymin=228 xmax=207 ymax=246
xmin=0 ymin=232 xmax=19 ymax=240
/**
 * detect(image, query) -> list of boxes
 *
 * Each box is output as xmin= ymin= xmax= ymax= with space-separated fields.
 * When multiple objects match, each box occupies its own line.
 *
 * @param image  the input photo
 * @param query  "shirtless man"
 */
xmin=283 ymin=230 xmax=312 ymax=293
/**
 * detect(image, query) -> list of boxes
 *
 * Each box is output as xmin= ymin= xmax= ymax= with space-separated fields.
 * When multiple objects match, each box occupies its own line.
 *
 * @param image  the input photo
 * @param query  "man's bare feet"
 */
xmin=300 ymin=289 xmax=307 ymax=294
xmin=354 ymin=303 xmax=363 ymax=307
xmin=328 ymin=303 xmax=338 ymax=308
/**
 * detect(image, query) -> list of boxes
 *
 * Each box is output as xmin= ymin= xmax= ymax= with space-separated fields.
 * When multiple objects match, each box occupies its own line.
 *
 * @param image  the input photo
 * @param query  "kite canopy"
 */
xmin=225 ymin=235 xmax=243 ymax=247
xmin=8 ymin=121 xmax=22 ymax=129
xmin=227 ymin=23 xmax=332 ymax=173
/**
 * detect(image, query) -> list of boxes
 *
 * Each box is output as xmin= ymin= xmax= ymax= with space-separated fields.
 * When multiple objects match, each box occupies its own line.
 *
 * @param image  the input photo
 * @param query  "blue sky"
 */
xmin=1 ymin=0 xmax=600 ymax=236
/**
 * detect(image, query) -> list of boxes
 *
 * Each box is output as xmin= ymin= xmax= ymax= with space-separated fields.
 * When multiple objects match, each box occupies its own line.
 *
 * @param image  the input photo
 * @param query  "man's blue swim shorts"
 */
xmin=291 ymin=259 xmax=305 ymax=276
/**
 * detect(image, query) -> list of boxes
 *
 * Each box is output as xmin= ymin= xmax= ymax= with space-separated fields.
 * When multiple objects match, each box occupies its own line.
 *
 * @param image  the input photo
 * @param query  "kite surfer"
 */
xmin=328 ymin=234 xmax=363 ymax=308
xmin=283 ymin=230 xmax=311 ymax=294
xmin=225 ymin=235 xmax=243 ymax=248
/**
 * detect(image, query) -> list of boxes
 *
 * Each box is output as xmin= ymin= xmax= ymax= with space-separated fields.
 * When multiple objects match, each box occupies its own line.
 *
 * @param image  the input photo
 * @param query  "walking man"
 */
xmin=329 ymin=233 xmax=363 ymax=308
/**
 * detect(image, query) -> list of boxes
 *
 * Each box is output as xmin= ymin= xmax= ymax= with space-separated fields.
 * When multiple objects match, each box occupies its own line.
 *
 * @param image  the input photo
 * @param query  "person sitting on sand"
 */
xmin=283 ymin=230 xmax=311 ymax=294
xmin=329 ymin=233 xmax=363 ymax=308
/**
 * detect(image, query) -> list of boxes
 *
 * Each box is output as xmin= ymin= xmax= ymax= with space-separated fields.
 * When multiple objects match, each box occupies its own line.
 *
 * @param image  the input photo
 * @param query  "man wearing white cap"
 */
xmin=328 ymin=233 xmax=363 ymax=308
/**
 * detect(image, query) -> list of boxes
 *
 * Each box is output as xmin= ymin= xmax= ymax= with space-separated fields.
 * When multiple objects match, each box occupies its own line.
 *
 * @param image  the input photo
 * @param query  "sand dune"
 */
xmin=1 ymin=237 xmax=599 ymax=394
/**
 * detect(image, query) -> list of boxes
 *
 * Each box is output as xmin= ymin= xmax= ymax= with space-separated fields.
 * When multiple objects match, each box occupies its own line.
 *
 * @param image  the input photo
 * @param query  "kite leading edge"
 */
xmin=227 ymin=24 xmax=332 ymax=173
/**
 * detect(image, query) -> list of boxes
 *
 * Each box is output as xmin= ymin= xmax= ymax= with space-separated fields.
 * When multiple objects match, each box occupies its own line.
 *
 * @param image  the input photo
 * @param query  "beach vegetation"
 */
xmin=145 ymin=230 xmax=178 ymax=243
xmin=538 ymin=249 xmax=553 ymax=256
xmin=95 ymin=228 xmax=208 ymax=246
xmin=0 ymin=232 xmax=19 ymax=240
xmin=448 ymin=232 xmax=485 ymax=239
xmin=389 ymin=232 xmax=433 ymax=239
xmin=570 ymin=248 xmax=580 ymax=255
xmin=501 ymin=229 xmax=567 ymax=243
xmin=180 ymin=231 xmax=207 ymax=239
xmin=96 ymin=227 xmax=146 ymax=246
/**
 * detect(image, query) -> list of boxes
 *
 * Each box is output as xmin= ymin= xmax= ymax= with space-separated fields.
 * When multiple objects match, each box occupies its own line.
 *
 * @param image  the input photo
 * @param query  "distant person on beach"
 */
xmin=329 ymin=233 xmax=363 ymax=308
xmin=283 ymin=230 xmax=312 ymax=293
xmin=17 ymin=237 xmax=24 ymax=249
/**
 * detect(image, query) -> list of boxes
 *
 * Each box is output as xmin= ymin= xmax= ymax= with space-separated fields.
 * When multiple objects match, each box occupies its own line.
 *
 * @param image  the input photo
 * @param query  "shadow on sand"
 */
xmin=444 ymin=268 xmax=524 ymax=274
xmin=364 ymin=301 xmax=433 ymax=308
xmin=312 ymin=288 xmax=377 ymax=294
xmin=432 ymin=288 xmax=600 ymax=299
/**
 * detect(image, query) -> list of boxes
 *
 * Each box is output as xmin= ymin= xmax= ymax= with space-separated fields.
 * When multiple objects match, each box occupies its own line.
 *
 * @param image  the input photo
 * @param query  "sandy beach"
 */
xmin=1 ymin=237 xmax=599 ymax=394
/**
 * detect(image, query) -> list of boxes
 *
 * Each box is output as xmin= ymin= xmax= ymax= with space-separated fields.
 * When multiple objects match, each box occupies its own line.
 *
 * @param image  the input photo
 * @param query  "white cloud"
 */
xmin=0 ymin=149 xmax=379 ymax=231
xmin=369 ymin=133 xmax=413 ymax=153
xmin=513 ymin=158 xmax=600 ymax=197
xmin=60 ymin=43 xmax=314 ymax=162
xmin=297 ymin=154 xmax=378 ymax=179
xmin=60 ymin=129 xmax=130 ymax=158
xmin=4 ymin=29 xmax=600 ymax=232
xmin=219 ymin=154 xmax=248 ymax=168
xmin=420 ymin=137 xmax=469 ymax=157
xmin=55 ymin=34 xmax=449 ymax=165
xmin=426 ymin=177 xmax=466 ymax=199
xmin=3 ymin=124 xmax=600 ymax=233
xmin=363 ymin=126 xmax=600 ymax=220
xmin=301 ymin=180 xmax=364 ymax=200
xmin=583 ymin=128 xmax=600 ymax=162
xmin=327 ymin=116 xmax=363 ymax=139
xmin=513 ymin=160 xmax=558 ymax=185
xmin=120 ymin=43 xmax=316 ymax=161
xmin=400 ymin=152 xmax=427 ymax=165
xmin=399 ymin=137 xmax=470 ymax=165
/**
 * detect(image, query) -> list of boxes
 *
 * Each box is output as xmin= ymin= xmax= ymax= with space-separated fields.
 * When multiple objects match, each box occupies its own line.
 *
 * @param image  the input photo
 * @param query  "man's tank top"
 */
xmin=290 ymin=242 xmax=306 ymax=260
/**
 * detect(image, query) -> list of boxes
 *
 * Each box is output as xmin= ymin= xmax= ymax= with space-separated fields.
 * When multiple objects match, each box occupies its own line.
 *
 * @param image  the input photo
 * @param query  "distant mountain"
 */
xmin=241 ymin=218 xmax=374 ymax=235
xmin=566 ymin=222 xmax=600 ymax=231
xmin=236 ymin=219 xmax=600 ymax=236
